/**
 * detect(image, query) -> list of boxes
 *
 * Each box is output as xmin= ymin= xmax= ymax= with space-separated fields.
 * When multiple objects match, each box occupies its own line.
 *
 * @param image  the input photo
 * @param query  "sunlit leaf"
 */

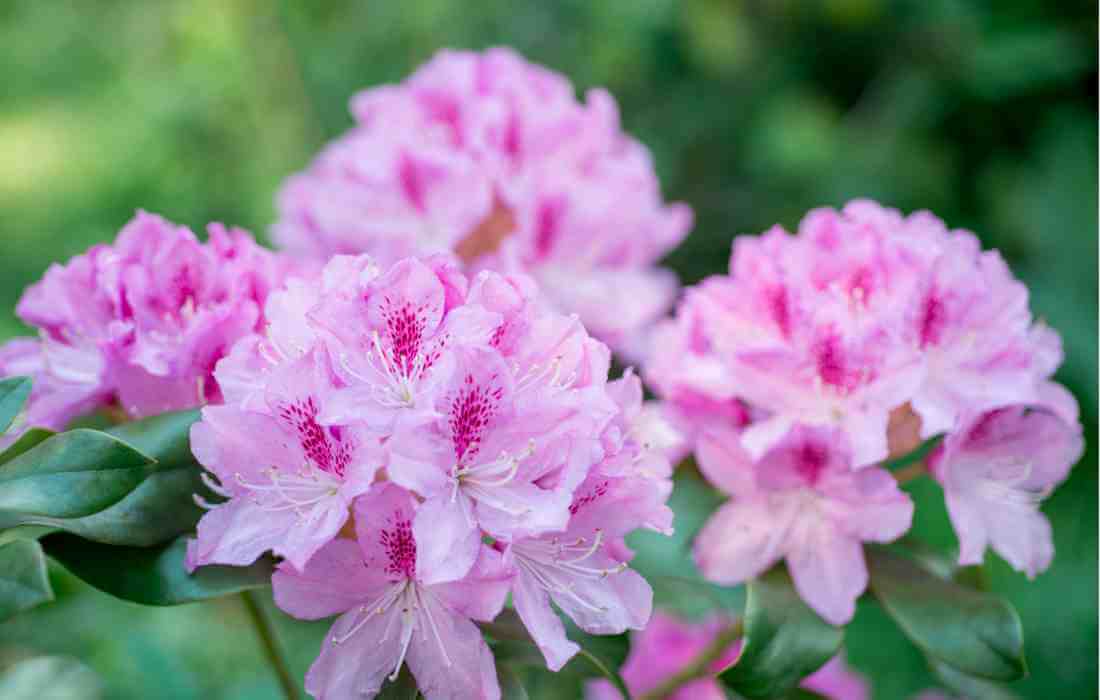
xmin=0 ymin=429 xmax=155 ymax=520
xmin=0 ymin=538 xmax=53 ymax=621
xmin=0 ymin=656 xmax=101 ymax=700
xmin=720 ymin=565 xmax=844 ymax=699
xmin=867 ymin=547 xmax=1026 ymax=681
xmin=0 ymin=411 xmax=207 ymax=546
xmin=43 ymin=533 xmax=273 ymax=605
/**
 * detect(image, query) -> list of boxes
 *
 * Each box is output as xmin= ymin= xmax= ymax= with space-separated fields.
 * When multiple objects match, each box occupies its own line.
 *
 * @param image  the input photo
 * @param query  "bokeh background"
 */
xmin=0 ymin=1 xmax=1095 ymax=698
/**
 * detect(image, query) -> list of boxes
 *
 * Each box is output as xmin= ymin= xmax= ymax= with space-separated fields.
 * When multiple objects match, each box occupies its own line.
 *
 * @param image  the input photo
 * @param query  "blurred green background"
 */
xmin=0 ymin=1 xmax=1095 ymax=698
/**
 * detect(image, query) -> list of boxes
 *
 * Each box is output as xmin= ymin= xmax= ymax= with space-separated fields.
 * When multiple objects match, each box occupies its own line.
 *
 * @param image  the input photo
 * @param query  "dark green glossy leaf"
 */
xmin=0 ymin=538 xmax=54 ymax=621
xmin=0 ymin=429 xmax=155 ymax=519
xmin=0 ymin=411 xmax=208 ymax=546
xmin=0 ymin=376 xmax=32 ymax=434
xmin=0 ymin=656 xmax=102 ymax=700
xmin=0 ymin=428 xmax=54 ymax=465
xmin=720 ymin=565 xmax=844 ymax=699
xmin=867 ymin=547 xmax=1026 ymax=681
xmin=929 ymin=657 xmax=1021 ymax=700
xmin=42 ymin=532 xmax=274 ymax=605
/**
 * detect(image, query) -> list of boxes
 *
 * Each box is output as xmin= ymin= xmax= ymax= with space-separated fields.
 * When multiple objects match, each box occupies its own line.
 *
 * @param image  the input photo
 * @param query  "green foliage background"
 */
xmin=0 ymin=1 xmax=1094 ymax=698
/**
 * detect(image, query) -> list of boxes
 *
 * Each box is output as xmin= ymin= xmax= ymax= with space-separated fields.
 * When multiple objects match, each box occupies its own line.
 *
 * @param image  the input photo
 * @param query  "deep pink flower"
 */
xmin=273 ymin=47 xmax=691 ymax=352
xmin=0 ymin=211 xmax=297 ymax=443
xmin=273 ymin=484 xmax=512 ymax=700
xmin=930 ymin=401 xmax=1083 ymax=578
xmin=693 ymin=425 xmax=913 ymax=625
xmin=801 ymin=654 xmax=871 ymax=700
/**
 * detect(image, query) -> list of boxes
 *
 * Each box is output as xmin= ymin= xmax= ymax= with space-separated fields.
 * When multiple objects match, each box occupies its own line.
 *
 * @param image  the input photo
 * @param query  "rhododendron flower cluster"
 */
xmin=273 ymin=47 xmax=692 ymax=354
xmin=647 ymin=200 xmax=1083 ymax=624
xmin=187 ymin=254 xmax=674 ymax=698
xmin=0 ymin=211 xmax=298 ymax=444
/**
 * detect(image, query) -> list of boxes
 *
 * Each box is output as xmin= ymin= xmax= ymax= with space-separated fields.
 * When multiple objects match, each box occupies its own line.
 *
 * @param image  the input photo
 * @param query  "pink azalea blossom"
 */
xmin=507 ymin=371 xmax=673 ymax=670
xmin=585 ymin=611 xmax=869 ymax=700
xmin=929 ymin=401 xmax=1083 ymax=578
xmin=272 ymin=484 xmax=512 ymax=700
xmin=692 ymin=425 xmax=913 ymax=625
xmin=646 ymin=201 xmax=1069 ymax=468
xmin=273 ymin=47 xmax=691 ymax=352
xmin=0 ymin=211 xmax=297 ymax=443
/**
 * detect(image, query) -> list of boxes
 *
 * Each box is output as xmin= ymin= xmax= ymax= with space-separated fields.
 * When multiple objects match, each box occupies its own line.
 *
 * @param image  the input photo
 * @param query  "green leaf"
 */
xmin=0 ymin=411 xmax=207 ymax=546
xmin=0 ymin=656 xmax=102 ymax=700
xmin=480 ymin=608 xmax=630 ymax=696
xmin=498 ymin=665 xmax=530 ymax=700
xmin=720 ymin=565 xmax=844 ymax=699
xmin=42 ymin=532 xmax=274 ymax=605
xmin=0 ymin=539 xmax=54 ymax=621
xmin=0 ymin=429 xmax=155 ymax=519
xmin=929 ymin=657 xmax=1021 ymax=700
xmin=376 ymin=667 xmax=420 ymax=699
xmin=0 ymin=375 xmax=32 ymax=434
xmin=0 ymin=428 xmax=53 ymax=465
xmin=867 ymin=547 xmax=1026 ymax=681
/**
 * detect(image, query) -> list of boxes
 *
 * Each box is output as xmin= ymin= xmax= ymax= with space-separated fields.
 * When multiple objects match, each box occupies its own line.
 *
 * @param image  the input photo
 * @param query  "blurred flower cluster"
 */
xmin=647 ymin=200 xmax=1083 ymax=624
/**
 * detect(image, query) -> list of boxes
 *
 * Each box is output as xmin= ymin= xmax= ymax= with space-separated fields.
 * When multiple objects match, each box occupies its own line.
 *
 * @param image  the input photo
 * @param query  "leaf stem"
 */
xmin=241 ymin=589 xmax=301 ymax=700
xmin=638 ymin=618 xmax=743 ymax=700
xmin=893 ymin=461 xmax=927 ymax=485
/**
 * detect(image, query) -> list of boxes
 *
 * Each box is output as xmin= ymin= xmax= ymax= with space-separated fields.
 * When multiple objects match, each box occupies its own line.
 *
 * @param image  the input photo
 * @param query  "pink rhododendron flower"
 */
xmin=646 ymin=200 xmax=1064 ymax=468
xmin=585 ymin=611 xmax=869 ymax=700
xmin=273 ymin=484 xmax=512 ymax=700
xmin=273 ymin=47 xmax=691 ymax=353
xmin=187 ymin=252 xmax=672 ymax=697
xmin=186 ymin=349 xmax=378 ymax=571
xmin=693 ymin=426 xmax=913 ymax=624
xmin=507 ymin=370 xmax=673 ymax=670
xmin=0 ymin=211 xmax=297 ymax=444
xmin=584 ymin=612 xmax=739 ymax=700
xmin=929 ymin=403 xmax=1083 ymax=578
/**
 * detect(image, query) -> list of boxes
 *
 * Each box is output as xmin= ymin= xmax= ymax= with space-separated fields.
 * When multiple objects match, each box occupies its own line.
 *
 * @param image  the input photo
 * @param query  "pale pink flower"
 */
xmin=693 ymin=425 xmax=913 ymax=625
xmin=507 ymin=372 xmax=672 ymax=670
xmin=585 ymin=612 xmax=869 ymax=700
xmin=273 ymin=484 xmax=512 ymax=700
xmin=0 ymin=211 xmax=297 ymax=443
xmin=584 ymin=612 xmax=739 ymax=700
xmin=929 ymin=400 xmax=1083 ymax=578
xmin=187 ymin=349 xmax=378 ymax=571
xmin=801 ymin=654 xmax=871 ymax=699
xmin=273 ymin=47 xmax=691 ymax=352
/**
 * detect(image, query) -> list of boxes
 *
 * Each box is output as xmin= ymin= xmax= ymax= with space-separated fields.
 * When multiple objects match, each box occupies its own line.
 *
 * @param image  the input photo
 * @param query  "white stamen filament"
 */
xmin=512 ymin=530 xmax=629 ymax=614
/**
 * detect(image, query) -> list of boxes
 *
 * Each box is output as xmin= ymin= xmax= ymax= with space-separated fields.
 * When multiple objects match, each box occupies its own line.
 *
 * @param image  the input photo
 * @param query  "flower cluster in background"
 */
xmin=647 ymin=199 xmax=1084 ymax=624
xmin=274 ymin=48 xmax=692 ymax=356
xmin=188 ymin=254 xmax=674 ymax=698
xmin=0 ymin=211 xmax=298 ymax=446
xmin=583 ymin=610 xmax=961 ymax=700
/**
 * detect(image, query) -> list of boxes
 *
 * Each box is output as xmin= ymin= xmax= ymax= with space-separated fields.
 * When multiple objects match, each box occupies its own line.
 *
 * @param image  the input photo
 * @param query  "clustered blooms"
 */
xmin=647 ymin=199 xmax=1084 ymax=624
xmin=0 ymin=211 xmax=297 ymax=444
xmin=187 ymin=254 xmax=674 ymax=698
xmin=273 ymin=47 xmax=692 ymax=355
xmin=584 ymin=610 xmax=962 ymax=700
